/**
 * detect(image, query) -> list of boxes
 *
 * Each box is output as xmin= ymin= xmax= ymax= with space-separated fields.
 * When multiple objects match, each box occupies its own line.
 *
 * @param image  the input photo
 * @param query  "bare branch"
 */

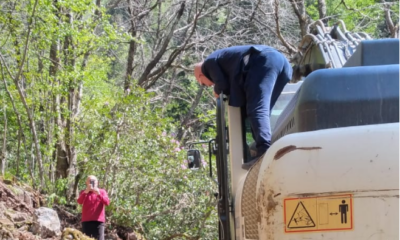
xmin=288 ymin=0 xmax=308 ymax=36
xmin=15 ymin=0 xmax=39 ymax=82
xmin=382 ymin=0 xmax=399 ymax=38
xmin=274 ymin=0 xmax=298 ymax=54
xmin=177 ymin=86 xmax=204 ymax=141
xmin=335 ymin=0 xmax=356 ymax=11
xmin=138 ymin=2 xmax=186 ymax=87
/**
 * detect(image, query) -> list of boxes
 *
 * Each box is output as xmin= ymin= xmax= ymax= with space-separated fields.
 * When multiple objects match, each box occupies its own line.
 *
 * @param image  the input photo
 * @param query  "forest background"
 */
xmin=0 ymin=0 xmax=398 ymax=239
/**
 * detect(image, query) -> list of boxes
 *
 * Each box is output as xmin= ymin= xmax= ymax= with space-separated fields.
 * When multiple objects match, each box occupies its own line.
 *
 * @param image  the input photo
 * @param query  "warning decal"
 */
xmin=287 ymin=201 xmax=316 ymax=228
xmin=284 ymin=194 xmax=353 ymax=233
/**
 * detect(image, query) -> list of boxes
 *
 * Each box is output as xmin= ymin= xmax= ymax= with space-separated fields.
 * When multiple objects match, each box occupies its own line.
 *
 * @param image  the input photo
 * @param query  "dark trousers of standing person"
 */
xmin=244 ymin=49 xmax=292 ymax=159
xmin=82 ymin=221 xmax=105 ymax=240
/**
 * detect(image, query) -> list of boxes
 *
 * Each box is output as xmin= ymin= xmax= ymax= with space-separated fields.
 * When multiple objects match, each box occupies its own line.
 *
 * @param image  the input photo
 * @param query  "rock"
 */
xmin=32 ymin=207 xmax=61 ymax=238
xmin=0 ymin=218 xmax=15 ymax=240
xmin=4 ymin=209 xmax=31 ymax=224
xmin=0 ymin=227 xmax=15 ymax=240
xmin=17 ymin=225 xmax=29 ymax=231
xmin=105 ymin=232 xmax=122 ymax=240
xmin=7 ymin=185 xmax=34 ymax=209
xmin=23 ymin=191 xmax=33 ymax=208
xmin=15 ymin=231 xmax=37 ymax=240
xmin=61 ymin=228 xmax=95 ymax=240
xmin=8 ymin=185 xmax=24 ymax=202
xmin=0 ymin=203 xmax=6 ymax=218
xmin=2 ymin=179 xmax=12 ymax=185
xmin=0 ymin=218 xmax=14 ymax=229
xmin=126 ymin=232 xmax=146 ymax=240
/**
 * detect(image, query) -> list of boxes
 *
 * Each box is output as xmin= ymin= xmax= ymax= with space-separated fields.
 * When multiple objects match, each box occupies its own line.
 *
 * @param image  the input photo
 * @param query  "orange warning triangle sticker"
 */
xmin=287 ymin=201 xmax=316 ymax=228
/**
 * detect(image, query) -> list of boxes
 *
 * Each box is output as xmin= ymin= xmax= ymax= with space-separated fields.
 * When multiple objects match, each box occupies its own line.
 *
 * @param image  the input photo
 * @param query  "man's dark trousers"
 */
xmin=82 ymin=221 xmax=105 ymax=240
xmin=244 ymin=49 xmax=292 ymax=158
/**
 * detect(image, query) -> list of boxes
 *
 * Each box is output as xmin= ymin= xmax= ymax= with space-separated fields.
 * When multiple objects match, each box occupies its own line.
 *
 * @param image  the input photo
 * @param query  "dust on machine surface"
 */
xmin=187 ymin=20 xmax=399 ymax=240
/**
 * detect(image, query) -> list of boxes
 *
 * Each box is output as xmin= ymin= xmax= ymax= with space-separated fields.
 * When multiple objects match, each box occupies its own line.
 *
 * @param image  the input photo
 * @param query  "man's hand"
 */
xmin=214 ymin=91 xmax=219 ymax=98
xmin=92 ymin=187 xmax=100 ymax=195
xmin=84 ymin=185 xmax=92 ymax=194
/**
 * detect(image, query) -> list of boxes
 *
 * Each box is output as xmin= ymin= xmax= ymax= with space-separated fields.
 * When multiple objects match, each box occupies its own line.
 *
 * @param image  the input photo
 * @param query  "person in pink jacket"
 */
xmin=77 ymin=175 xmax=110 ymax=240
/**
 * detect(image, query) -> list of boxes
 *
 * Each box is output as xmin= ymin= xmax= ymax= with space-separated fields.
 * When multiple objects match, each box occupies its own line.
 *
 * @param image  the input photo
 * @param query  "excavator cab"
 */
xmin=188 ymin=21 xmax=399 ymax=240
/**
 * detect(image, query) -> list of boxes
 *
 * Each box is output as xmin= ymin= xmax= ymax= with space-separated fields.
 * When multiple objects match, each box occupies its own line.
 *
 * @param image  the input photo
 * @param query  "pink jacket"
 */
xmin=77 ymin=189 xmax=110 ymax=222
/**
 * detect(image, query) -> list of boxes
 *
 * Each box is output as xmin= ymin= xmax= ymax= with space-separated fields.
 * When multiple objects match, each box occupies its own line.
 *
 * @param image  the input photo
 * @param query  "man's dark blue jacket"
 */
xmin=201 ymin=45 xmax=280 ymax=107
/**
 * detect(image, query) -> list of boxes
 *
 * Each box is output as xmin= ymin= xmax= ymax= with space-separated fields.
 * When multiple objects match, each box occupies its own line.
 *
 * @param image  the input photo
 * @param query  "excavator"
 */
xmin=187 ymin=21 xmax=399 ymax=240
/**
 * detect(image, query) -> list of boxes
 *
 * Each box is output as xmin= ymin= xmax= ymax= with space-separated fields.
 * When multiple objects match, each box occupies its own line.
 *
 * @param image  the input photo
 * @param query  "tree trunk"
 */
xmin=125 ymin=30 xmax=136 ymax=92
xmin=48 ymin=0 xmax=60 ymax=185
xmin=1 ymin=104 xmax=7 ymax=176
xmin=288 ymin=0 xmax=309 ymax=37
xmin=16 ymin=129 xmax=21 ymax=177
xmin=7 ymin=0 xmax=44 ymax=189
xmin=382 ymin=1 xmax=399 ymax=38
xmin=53 ymin=37 xmax=68 ymax=181
xmin=0 ymin=63 xmax=33 ymax=180
xmin=14 ymin=78 xmax=44 ymax=188
xmin=317 ymin=0 xmax=327 ymax=24
xmin=124 ymin=0 xmax=138 ymax=92
xmin=54 ymin=9 xmax=80 ymax=201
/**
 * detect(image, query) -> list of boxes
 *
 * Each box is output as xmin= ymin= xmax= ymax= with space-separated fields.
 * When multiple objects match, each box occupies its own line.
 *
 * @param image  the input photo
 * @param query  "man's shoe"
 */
xmin=241 ymin=153 xmax=266 ymax=170
xmin=241 ymin=158 xmax=258 ymax=170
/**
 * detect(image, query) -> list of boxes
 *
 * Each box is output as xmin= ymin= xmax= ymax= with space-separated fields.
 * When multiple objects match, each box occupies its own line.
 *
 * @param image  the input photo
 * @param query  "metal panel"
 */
xmin=257 ymin=123 xmax=399 ymax=239
xmin=241 ymin=158 xmax=263 ymax=239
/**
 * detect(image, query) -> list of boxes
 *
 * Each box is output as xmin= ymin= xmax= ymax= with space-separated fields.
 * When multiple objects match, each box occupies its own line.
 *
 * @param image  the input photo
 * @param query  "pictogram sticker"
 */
xmin=284 ymin=194 xmax=353 ymax=233
xmin=287 ymin=201 xmax=316 ymax=228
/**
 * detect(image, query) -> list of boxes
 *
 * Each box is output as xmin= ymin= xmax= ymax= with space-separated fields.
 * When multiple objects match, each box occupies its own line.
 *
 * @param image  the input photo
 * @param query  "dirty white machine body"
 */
xmin=233 ymin=121 xmax=399 ymax=240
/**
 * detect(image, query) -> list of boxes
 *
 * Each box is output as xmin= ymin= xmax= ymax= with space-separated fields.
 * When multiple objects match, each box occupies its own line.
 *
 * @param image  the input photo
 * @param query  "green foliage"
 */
xmin=75 ymin=84 xmax=217 ymax=239
xmin=306 ymin=0 xmax=399 ymax=38
xmin=0 ymin=0 xmax=218 ymax=238
xmin=45 ymin=193 xmax=68 ymax=207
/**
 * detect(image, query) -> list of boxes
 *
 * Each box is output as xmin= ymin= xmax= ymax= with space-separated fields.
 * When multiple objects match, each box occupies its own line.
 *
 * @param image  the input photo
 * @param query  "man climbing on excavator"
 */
xmin=194 ymin=45 xmax=292 ymax=169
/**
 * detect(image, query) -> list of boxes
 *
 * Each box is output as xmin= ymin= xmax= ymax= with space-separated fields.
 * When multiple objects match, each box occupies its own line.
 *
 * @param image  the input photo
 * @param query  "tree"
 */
xmin=1 ymin=0 xmax=220 ymax=238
